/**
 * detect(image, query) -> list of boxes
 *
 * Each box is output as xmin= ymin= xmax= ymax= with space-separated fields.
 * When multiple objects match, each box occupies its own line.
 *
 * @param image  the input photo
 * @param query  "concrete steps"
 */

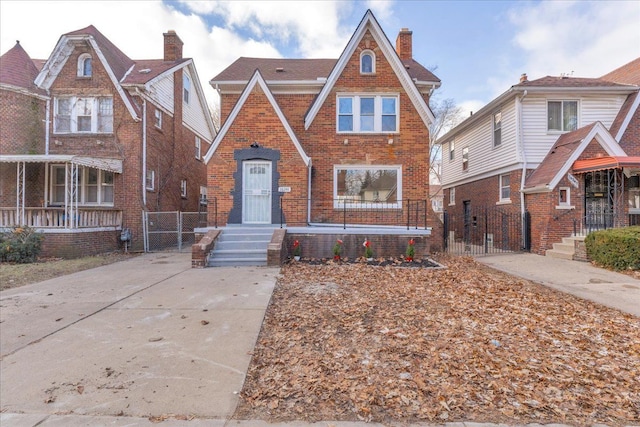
xmin=207 ymin=226 xmax=275 ymax=267
xmin=545 ymin=235 xmax=585 ymax=260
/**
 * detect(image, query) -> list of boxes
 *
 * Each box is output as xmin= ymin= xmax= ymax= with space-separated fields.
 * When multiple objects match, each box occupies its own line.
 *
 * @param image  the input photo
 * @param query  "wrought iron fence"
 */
xmin=278 ymin=197 xmax=429 ymax=229
xmin=143 ymin=211 xmax=207 ymax=252
xmin=443 ymin=206 xmax=530 ymax=256
xmin=573 ymin=212 xmax=638 ymax=235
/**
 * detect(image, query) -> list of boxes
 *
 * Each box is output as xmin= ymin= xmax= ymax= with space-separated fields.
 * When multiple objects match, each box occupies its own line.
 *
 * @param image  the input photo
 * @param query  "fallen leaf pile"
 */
xmin=234 ymin=255 xmax=640 ymax=425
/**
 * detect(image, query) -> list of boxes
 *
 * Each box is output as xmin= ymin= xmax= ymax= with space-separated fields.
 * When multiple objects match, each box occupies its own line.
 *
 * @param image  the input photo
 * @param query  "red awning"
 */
xmin=572 ymin=156 xmax=640 ymax=173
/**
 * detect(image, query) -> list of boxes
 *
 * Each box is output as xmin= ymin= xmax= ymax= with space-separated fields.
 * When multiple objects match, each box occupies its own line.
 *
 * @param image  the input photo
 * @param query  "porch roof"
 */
xmin=0 ymin=155 xmax=122 ymax=173
xmin=572 ymin=156 xmax=640 ymax=173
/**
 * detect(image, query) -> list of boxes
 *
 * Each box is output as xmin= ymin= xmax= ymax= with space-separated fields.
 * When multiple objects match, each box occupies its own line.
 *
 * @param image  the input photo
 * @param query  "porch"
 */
xmin=0 ymin=207 xmax=122 ymax=229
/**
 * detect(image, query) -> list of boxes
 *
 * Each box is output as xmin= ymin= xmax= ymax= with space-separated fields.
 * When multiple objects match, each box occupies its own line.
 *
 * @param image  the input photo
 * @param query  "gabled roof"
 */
xmin=35 ymin=25 xmax=140 ymax=120
xmin=523 ymin=122 xmax=626 ymax=193
xmin=0 ymin=41 xmax=47 ymax=96
xmin=122 ymin=59 xmax=190 ymax=85
xmin=203 ymin=70 xmax=310 ymax=166
xmin=601 ymin=57 xmax=640 ymax=86
xmin=437 ymin=73 xmax=639 ymax=144
xmin=304 ymin=10 xmax=437 ymax=130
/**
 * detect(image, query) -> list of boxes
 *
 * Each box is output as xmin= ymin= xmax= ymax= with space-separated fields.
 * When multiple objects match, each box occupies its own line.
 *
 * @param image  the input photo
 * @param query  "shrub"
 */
xmin=584 ymin=226 xmax=640 ymax=271
xmin=0 ymin=226 xmax=44 ymax=263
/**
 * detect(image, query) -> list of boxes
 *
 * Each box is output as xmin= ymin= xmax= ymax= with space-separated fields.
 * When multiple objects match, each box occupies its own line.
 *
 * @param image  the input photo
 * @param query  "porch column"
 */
xmin=16 ymin=162 xmax=25 ymax=225
xmin=65 ymin=163 xmax=79 ymax=228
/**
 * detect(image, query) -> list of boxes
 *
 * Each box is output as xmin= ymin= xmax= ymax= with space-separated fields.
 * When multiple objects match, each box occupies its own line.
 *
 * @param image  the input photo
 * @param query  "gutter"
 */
xmin=45 ymin=98 xmax=51 ymax=155
xmin=307 ymin=159 xmax=313 ymax=225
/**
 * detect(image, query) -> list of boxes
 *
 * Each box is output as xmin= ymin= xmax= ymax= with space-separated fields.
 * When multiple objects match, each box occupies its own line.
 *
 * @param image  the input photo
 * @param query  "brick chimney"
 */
xmin=395 ymin=28 xmax=412 ymax=60
xmin=520 ymin=73 xmax=528 ymax=83
xmin=163 ymin=30 xmax=183 ymax=61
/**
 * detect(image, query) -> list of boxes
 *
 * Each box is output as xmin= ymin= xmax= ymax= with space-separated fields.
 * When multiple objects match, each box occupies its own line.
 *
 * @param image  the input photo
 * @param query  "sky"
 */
xmin=1 ymin=0 xmax=639 ymax=120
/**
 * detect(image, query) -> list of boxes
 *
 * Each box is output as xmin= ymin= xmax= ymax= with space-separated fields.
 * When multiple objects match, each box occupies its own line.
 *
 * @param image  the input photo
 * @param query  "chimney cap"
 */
xmin=519 ymin=73 xmax=528 ymax=83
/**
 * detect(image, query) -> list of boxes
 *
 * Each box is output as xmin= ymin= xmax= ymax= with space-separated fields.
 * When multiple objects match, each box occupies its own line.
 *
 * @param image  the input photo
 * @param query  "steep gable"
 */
xmin=304 ymin=9 xmax=436 ymax=130
xmin=204 ymin=70 xmax=309 ymax=165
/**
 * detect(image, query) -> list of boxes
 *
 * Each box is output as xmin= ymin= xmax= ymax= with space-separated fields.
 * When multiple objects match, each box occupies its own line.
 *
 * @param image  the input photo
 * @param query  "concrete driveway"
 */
xmin=0 ymin=252 xmax=279 ymax=424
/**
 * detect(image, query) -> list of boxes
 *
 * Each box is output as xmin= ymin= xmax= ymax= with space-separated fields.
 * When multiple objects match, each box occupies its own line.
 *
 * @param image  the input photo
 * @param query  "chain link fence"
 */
xmin=143 ymin=211 xmax=207 ymax=252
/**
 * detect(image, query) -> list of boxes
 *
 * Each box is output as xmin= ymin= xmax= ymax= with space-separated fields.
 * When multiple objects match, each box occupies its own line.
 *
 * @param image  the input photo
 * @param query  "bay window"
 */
xmin=54 ymin=96 xmax=113 ymax=134
xmin=334 ymin=165 xmax=401 ymax=208
xmin=337 ymin=94 xmax=398 ymax=133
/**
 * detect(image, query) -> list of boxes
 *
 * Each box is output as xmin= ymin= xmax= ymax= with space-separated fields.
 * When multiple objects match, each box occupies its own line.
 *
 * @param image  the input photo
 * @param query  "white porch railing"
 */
xmin=0 ymin=207 xmax=122 ymax=229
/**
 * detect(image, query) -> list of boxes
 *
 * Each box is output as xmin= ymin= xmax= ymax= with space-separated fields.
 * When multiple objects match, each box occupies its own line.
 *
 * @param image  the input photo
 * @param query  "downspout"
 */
xmin=517 ymin=90 xmax=528 ymax=246
xmin=307 ymin=159 xmax=312 ymax=225
xmin=138 ymin=90 xmax=147 ymax=206
xmin=45 ymin=98 xmax=51 ymax=155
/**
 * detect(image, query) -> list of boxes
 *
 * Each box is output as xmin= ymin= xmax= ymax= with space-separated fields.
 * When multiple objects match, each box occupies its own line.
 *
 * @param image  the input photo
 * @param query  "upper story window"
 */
xmin=54 ymin=97 xmax=113 ymax=134
xmin=337 ymin=94 xmax=398 ymax=133
xmin=183 ymin=74 xmax=191 ymax=104
xmin=199 ymin=185 xmax=207 ymax=205
xmin=180 ymin=179 xmax=187 ymax=198
xmin=462 ymin=147 xmax=469 ymax=171
xmin=146 ymin=169 xmax=155 ymax=191
xmin=449 ymin=140 xmax=455 ymax=161
xmin=449 ymin=187 xmax=456 ymax=206
xmin=548 ymin=100 xmax=578 ymax=132
xmin=360 ymin=50 xmax=375 ymax=74
xmin=195 ymin=136 xmax=201 ymax=160
xmin=77 ymin=54 xmax=92 ymax=77
xmin=493 ymin=111 xmax=502 ymax=146
xmin=154 ymin=109 xmax=162 ymax=129
xmin=334 ymin=165 xmax=402 ymax=209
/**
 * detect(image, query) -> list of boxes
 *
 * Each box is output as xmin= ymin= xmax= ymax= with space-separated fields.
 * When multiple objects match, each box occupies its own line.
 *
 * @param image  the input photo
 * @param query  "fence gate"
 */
xmin=443 ymin=206 xmax=530 ymax=256
xmin=143 ymin=211 xmax=207 ymax=252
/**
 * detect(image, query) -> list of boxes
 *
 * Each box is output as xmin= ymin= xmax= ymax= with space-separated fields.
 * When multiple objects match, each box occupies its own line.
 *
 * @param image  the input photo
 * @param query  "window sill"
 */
xmin=496 ymin=200 xmax=512 ymax=205
xmin=555 ymin=205 xmax=574 ymax=210
xmin=336 ymin=131 xmax=400 ymax=135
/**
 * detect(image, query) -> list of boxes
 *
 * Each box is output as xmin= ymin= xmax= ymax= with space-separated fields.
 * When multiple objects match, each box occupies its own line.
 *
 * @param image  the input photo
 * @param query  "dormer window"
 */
xmin=77 ymin=54 xmax=92 ymax=77
xmin=360 ymin=50 xmax=375 ymax=74
xmin=183 ymin=74 xmax=191 ymax=104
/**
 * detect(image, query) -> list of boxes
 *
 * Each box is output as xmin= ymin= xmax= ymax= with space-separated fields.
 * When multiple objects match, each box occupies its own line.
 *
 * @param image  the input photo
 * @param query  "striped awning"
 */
xmin=572 ymin=156 xmax=640 ymax=174
xmin=0 ymin=155 xmax=122 ymax=173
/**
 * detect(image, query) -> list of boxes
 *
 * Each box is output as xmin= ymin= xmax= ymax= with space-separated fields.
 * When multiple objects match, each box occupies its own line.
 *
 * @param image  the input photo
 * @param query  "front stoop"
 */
xmin=545 ymin=235 xmax=586 ymax=260
xmin=207 ymin=226 xmax=275 ymax=267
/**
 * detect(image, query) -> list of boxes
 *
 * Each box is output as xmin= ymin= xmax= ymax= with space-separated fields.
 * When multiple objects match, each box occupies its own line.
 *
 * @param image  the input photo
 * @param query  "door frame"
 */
xmin=242 ymin=160 xmax=272 ymax=224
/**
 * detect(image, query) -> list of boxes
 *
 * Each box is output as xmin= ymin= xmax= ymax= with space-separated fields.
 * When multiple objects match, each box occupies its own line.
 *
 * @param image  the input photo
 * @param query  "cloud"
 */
xmin=508 ymin=0 xmax=640 ymax=79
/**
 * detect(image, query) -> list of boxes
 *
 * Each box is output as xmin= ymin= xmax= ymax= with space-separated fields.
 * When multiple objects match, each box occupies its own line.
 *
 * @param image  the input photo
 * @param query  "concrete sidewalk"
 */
xmin=476 ymin=253 xmax=640 ymax=316
xmin=1 ymin=252 xmax=279 ymax=425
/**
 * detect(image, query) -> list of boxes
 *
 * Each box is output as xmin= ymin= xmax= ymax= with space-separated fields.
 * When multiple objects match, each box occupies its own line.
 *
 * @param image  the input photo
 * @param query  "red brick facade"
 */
xmin=208 ymin=25 xmax=435 ymax=233
xmin=1 ymin=30 xmax=210 ymax=257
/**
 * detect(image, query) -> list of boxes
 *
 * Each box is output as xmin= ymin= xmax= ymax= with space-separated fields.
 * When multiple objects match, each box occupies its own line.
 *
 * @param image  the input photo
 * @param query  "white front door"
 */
xmin=243 ymin=161 xmax=272 ymax=224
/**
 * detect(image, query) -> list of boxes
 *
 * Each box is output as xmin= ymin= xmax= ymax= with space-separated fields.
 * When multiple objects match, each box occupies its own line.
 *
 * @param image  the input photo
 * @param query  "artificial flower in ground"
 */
xmin=405 ymin=238 xmax=415 ymax=261
xmin=292 ymin=240 xmax=301 ymax=257
xmin=363 ymin=240 xmax=373 ymax=259
xmin=333 ymin=239 xmax=343 ymax=257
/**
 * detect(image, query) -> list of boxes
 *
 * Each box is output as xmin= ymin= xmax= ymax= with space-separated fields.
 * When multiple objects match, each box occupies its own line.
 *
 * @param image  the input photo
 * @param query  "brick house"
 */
xmin=198 ymin=10 xmax=442 ymax=264
xmin=437 ymin=58 xmax=640 ymax=257
xmin=0 ymin=26 xmax=216 ymax=257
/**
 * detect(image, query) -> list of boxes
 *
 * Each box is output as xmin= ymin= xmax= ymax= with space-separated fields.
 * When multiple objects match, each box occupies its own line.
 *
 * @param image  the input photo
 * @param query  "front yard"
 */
xmin=234 ymin=255 xmax=640 ymax=425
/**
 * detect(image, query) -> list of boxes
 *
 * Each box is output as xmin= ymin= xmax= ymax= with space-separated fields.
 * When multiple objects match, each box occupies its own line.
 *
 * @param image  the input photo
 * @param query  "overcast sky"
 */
xmin=1 ymin=0 xmax=639 ymax=117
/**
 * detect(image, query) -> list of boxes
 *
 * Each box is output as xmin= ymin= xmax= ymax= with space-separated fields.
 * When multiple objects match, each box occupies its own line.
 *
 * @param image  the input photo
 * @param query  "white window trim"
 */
xmin=77 ymin=53 xmax=92 ymax=77
xmin=195 ymin=136 xmax=201 ymax=160
xmin=180 ymin=179 xmax=187 ymax=198
xmin=146 ymin=169 xmax=155 ymax=191
xmin=462 ymin=147 xmax=469 ymax=171
xmin=556 ymin=186 xmax=574 ymax=209
xmin=54 ymin=96 xmax=113 ymax=134
xmin=154 ymin=109 xmax=162 ymax=129
xmin=493 ymin=111 xmax=502 ymax=147
xmin=183 ymin=74 xmax=191 ymax=104
xmin=448 ymin=187 xmax=456 ymax=206
xmin=360 ymin=50 xmax=376 ymax=74
xmin=336 ymin=93 xmax=399 ymax=134
xmin=49 ymin=165 xmax=114 ymax=206
xmin=498 ymin=173 xmax=511 ymax=203
xmin=547 ymin=99 xmax=579 ymax=133
xmin=333 ymin=165 xmax=402 ymax=209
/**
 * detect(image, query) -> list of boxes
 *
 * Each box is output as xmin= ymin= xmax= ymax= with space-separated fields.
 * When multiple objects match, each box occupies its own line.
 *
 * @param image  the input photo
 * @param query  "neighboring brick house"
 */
xmin=0 ymin=26 xmax=216 ymax=257
xmin=203 ymin=10 xmax=440 ymax=239
xmin=437 ymin=58 xmax=640 ymax=256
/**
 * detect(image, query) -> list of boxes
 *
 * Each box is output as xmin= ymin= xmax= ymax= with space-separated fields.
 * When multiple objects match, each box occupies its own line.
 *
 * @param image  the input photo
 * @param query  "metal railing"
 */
xmin=0 ymin=207 xmax=122 ymax=229
xmin=278 ymin=197 xmax=429 ymax=229
xmin=573 ymin=212 xmax=638 ymax=235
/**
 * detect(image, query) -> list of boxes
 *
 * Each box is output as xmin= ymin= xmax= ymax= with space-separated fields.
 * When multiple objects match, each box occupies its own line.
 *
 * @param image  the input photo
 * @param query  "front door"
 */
xmin=243 ymin=161 xmax=272 ymax=224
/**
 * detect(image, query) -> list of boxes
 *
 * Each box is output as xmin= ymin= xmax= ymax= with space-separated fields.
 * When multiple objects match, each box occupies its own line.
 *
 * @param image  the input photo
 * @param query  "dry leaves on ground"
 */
xmin=234 ymin=255 xmax=640 ymax=425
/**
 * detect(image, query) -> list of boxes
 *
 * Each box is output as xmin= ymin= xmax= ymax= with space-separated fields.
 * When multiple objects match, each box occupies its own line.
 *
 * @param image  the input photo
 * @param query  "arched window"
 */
xmin=77 ymin=54 xmax=92 ymax=77
xmin=360 ymin=50 xmax=375 ymax=74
